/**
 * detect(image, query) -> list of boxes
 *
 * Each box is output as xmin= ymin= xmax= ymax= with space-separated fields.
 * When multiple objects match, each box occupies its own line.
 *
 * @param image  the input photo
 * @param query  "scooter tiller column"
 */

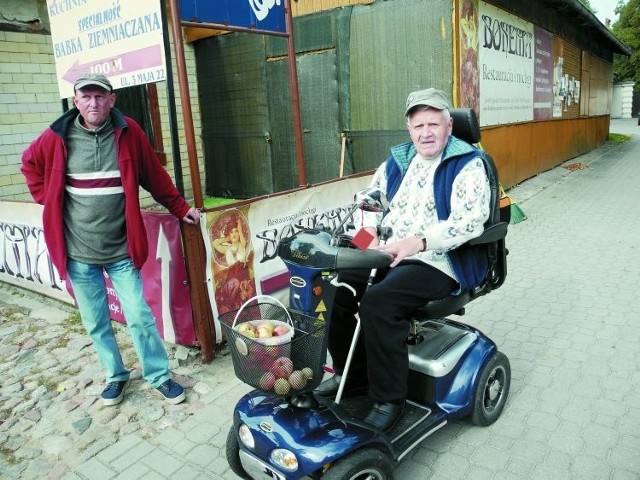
xmin=335 ymin=227 xmax=392 ymax=404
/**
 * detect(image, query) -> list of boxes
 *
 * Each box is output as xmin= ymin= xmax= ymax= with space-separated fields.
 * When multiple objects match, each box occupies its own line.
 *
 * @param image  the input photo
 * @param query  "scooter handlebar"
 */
xmin=335 ymin=247 xmax=393 ymax=270
xmin=277 ymin=229 xmax=393 ymax=270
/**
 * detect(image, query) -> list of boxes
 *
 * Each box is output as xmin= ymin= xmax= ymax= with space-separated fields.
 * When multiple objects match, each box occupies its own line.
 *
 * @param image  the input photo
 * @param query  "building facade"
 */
xmin=0 ymin=0 xmax=630 ymax=202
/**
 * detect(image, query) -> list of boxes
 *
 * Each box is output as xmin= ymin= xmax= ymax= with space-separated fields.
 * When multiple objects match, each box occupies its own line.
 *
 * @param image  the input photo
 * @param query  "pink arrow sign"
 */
xmin=63 ymin=44 xmax=163 ymax=84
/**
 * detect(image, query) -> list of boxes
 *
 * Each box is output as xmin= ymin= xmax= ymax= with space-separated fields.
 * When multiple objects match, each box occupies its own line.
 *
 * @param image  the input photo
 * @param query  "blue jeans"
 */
xmin=66 ymin=258 xmax=170 ymax=388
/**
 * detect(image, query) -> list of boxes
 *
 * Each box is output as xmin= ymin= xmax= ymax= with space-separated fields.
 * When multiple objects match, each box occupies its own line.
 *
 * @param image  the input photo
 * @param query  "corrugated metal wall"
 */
xmin=266 ymin=50 xmax=342 ymax=189
xmin=195 ymin=0 xmax=614 ymax=197
xmin=196 ymin=34 xmax=274 ymax=198
xmin=266 ymin=12 xmax=343 ymax=189
xmin=195 ymin=0 xmax=454 ymax=198
xmin=348 ymin=0 xmax=453 ymax=172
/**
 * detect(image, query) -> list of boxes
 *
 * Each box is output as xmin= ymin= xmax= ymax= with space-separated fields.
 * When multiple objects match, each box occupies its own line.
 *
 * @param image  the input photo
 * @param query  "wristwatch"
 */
xmin=415 ymin=234 xmax=427 ymax=252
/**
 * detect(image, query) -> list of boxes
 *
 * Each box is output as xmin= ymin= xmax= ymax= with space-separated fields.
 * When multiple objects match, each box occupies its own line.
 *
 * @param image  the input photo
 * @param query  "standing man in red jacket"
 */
xmin=21 ymin=73 xmax=200 ymax=406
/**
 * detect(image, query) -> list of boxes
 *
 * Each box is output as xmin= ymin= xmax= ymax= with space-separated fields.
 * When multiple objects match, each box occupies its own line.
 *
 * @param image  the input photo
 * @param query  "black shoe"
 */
xmin=363 ymin=400 xmax=405 ymax=432
xmin=313 ymin=374 xmax=368 ymax=398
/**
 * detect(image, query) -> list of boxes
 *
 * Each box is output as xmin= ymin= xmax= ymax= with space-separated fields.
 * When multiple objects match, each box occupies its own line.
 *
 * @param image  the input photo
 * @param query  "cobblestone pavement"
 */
xmin=0 ymin=283 xmax=251 ymax=479
xmin=1 ymin=118 xmax=639 ymax=479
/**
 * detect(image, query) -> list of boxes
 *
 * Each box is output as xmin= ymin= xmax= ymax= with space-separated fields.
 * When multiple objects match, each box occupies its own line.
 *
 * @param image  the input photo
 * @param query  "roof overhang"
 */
xmin=541 ymin=0 xmax=631 ymax=55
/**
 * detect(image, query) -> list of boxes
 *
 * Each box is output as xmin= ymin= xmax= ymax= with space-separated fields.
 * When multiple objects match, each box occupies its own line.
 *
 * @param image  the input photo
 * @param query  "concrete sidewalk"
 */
xmin=2 ymin=118 xmax=639 ymax=479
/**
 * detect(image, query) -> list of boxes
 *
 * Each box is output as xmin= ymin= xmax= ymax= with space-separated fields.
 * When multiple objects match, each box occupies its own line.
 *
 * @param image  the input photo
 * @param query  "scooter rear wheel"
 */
xmin=321 ymin=447 xmax=393 ymax=480
xmin=226 ymin=425 xmax=251 ymax=479
xmin=470 ymin=350 xmax=511 ymax=426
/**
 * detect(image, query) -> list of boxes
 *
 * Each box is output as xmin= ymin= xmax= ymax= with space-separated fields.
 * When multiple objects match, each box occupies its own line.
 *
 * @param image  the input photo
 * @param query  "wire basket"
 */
xmin=219 ymin=295 xmax=328 ymax=396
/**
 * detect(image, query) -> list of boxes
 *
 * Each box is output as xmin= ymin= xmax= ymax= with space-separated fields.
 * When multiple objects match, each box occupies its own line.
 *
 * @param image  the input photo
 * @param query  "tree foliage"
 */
xmin=612 ymin=0 xmax=640 ymax=88
xmin=579 ymin=0 xmax=595 ymax=13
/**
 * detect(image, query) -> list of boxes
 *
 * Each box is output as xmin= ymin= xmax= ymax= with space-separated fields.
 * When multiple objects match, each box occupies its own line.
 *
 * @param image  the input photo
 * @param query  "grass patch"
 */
xmin=67 ymin=321 xmax=85 ymax=335
xmin=37 ymin=375 xmax=59 ymax=392
xmin=16 ymin=323 xmax=38 ymax=336
xmin=0 ymin=306 xmax=28 ymax=321
xmin=67 ymin=311 xmax=82 ymax=325
xmin=203 ymin=197 xmax=238 ymax=209
xmin=608 ymin=133 xmax=631 ymax=143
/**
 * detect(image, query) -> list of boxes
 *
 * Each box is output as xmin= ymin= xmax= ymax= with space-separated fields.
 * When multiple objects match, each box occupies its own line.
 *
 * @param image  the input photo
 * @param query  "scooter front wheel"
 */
xmin=226 ymin=425 xmax=251 ymax=479
xmin=470 ymin=350 xmax=511 ymax=426
xmin=321 ymin=447 xmax=393 ymax=480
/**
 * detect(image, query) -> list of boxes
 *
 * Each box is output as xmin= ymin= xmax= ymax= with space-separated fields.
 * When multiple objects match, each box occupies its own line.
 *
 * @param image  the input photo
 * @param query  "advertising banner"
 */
xmin=459 ymin=0 xmax=481 ymax=116
xmin=2 ymin=175 xmax=374 ymax=346
xmin=477 ymin=1 xmax=535 ymax=126
xmin=123 ymin=213 xmax=196 ymax=346
xmin=460 ymin=0 xmax=549 ymax=126
xmin=533 ymin=27 xmax=554 ymax=120
xmin=0 ymin=202 xmax=195 ymax=345
xmin=203 ymin=176 xmax=372 ymax=342
xmin=179 ymin=0 xmax=287 ymax=33
xmin=46 ymin=0 xmax=167 ymax=97
xmin=0 ymin=201 xmax=68 ymax=302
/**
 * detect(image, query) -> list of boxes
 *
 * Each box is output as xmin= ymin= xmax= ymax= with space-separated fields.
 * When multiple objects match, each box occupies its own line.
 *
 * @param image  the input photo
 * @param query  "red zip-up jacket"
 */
xmin=21 ymin=108 xmax=191 ymax=280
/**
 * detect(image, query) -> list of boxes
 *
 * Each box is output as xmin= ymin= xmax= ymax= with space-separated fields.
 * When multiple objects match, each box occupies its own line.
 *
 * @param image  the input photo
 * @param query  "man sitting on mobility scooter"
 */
xmin=315 ymin=88 xmax=493 ymax=432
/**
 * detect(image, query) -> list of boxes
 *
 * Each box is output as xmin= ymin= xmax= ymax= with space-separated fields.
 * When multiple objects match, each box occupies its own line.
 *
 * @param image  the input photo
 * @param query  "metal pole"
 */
xmin=160 ymin=0 xmax=185 ymax=196
xmin=167 ymin=0 xmax=204 ymax=208
xmin=284 ymin=0 xmax=307 ymax=186
xmin=167 ymin=0 xmax=215 ymax=362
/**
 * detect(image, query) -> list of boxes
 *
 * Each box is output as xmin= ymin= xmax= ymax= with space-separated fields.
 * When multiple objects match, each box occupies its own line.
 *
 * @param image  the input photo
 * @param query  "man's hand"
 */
xmin=375 ymin=236 xmax=424 ymax=267
xmin=182 ymin=207 xmax=201 ymax=225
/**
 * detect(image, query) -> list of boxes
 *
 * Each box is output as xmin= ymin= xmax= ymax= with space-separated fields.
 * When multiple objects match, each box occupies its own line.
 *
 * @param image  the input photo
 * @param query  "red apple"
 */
xmin=264 ymin=345 xmax=283 ymax=357
xmin=270 ymin=356 xmax=294 ymax=379
xmin=249 ymin=349 xmax=276 ymax=372
xmin=259 ymin=371 xmax=277 ymax=391
xmin=273 ymin=325 xmax=290 ymax=337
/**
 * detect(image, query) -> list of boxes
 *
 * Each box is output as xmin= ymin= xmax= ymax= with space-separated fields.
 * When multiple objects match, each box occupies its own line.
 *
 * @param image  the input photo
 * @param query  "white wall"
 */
xmin=612 ymin=81 xmax=635 ymax=119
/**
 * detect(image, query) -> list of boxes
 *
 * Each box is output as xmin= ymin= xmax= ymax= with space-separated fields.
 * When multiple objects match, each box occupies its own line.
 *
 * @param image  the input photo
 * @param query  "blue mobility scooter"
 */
xmin=223 ymin=108 xmax=511 ymax=479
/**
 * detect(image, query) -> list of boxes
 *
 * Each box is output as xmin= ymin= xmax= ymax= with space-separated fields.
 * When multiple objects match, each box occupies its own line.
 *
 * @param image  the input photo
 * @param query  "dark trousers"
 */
xmin=328 ymin=262 xmax=458 ymax=403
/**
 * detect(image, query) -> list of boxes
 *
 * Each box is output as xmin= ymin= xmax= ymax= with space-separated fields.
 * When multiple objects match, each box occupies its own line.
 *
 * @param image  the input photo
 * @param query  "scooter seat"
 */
xmin=413 ymin=291 xmax=471 ymax=319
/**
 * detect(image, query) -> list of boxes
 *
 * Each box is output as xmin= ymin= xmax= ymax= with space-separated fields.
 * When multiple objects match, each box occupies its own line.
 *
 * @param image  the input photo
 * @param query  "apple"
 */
xmin=259 ymin=371 xmax=277 ymax=391
xmin=257 ymin=326 xmax=273 ymax=339
xmin=274 ymin=378 xmax=291 ymax=395
xmin=264 ymin=345 xmax=283 ymax=357
xmin=236 ymin=323 xmax=256 ymax=338
xmin=273 ymin=325 xmax=290 ymax=337
xmin=288 ymin=370 xmax=307 ymax=390
xmin=301 ymin=367 xmax=314 ymax=380
xmin=250 ymin=349 xmax=276 ymax=371
xmin=270 ymin=356 xmax=294 ymax=379
xmin=236 ymin=322 xmax=253 ymax=333
xmin=256 ymin=321 xmax=275 ymax=333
